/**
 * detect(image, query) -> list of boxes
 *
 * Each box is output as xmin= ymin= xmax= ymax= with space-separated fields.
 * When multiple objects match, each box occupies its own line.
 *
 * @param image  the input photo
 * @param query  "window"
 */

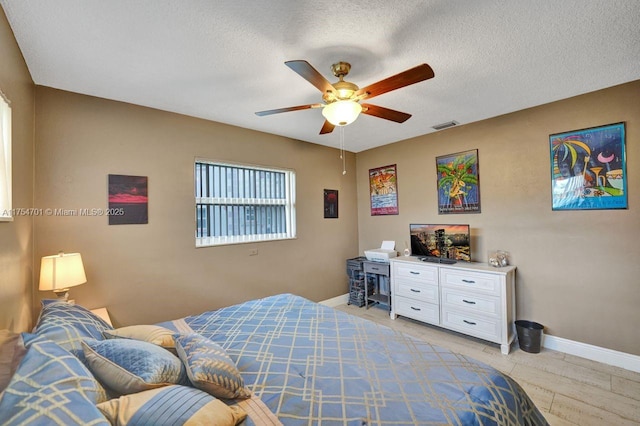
xmin=0 ymin=90 xmax=11 ymax=222
xmin=195 ymin=160 xmax=296 ymax=247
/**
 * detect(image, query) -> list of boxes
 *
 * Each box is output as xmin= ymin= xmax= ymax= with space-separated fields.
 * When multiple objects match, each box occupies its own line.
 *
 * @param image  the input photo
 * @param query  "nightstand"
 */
xmin=90 ymin=307 xmax=113 ymax=326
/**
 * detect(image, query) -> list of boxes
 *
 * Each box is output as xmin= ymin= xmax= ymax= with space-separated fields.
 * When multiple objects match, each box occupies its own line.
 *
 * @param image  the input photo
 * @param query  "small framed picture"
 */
xmin=324 ymin=189 xmax=338 ymax=219
xmin=108 ymin=174 xmax=148 ymax=225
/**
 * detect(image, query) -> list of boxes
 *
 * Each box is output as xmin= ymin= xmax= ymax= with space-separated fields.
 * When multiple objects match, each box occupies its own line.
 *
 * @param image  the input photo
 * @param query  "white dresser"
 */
xmin=390 ymin=256 xmax=516 ymax=354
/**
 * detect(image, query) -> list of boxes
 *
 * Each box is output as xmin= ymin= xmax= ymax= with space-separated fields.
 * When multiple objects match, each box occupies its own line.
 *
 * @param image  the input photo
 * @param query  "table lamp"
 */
xmin=39 ymin=252 xmax=87 ymax=301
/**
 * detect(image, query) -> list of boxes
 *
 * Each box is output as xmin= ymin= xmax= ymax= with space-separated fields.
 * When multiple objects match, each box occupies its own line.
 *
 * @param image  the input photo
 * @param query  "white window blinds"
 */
xmin=195 ymin=160 xmax=296 ymax=247
xmin=0 ymin=91 xmax=11 ymax=222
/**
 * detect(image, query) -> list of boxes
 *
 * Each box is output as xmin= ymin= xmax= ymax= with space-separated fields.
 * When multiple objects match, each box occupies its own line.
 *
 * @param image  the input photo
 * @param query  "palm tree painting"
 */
xmin=436 ymin=149 xmax=480 ymax=214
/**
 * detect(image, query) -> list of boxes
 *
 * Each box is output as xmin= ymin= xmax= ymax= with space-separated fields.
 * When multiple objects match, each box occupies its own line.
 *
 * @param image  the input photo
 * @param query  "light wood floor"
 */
xmin=335 ymin=303 xmax=640 ymax=425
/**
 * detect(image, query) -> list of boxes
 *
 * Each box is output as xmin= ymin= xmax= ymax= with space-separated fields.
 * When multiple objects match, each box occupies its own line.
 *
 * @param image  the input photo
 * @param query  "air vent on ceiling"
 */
xmin=432 ymin=120 xmax=459 ymax=131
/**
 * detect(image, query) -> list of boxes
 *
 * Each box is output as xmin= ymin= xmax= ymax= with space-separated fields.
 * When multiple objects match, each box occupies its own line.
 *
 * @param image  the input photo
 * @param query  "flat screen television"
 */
xmin=409 ymin=224 xmax=471 ymax=261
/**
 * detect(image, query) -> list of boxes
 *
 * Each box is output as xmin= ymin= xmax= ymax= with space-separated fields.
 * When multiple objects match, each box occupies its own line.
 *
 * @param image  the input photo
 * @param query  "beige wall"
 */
xmin=29 ymin=81 xmax=640 ymax=356
xmin=356 ymin=81 xmax=640 ymax=356
xmin=0 ymin=7 xmax=35 ymax=331
xmin=34 ymin=88 xmax=359 ymax=326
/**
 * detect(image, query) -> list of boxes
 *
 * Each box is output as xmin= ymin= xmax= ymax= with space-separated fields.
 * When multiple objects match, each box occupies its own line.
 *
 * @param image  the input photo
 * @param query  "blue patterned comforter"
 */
xmin=161 ymin=294 xmax=547 ymax=425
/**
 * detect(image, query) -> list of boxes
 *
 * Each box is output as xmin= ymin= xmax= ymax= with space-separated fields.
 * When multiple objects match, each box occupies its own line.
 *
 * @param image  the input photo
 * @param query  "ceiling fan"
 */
xmin=255 ymin=60 xmax=435 ymax=135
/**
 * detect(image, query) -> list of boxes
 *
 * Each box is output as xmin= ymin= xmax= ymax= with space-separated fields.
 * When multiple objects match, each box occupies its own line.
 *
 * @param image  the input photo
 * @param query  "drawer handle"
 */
xmin=410 ymin=288 xmax=421 ymax=293
xmin=371 ymin=267 xmax=380 ymax=271
xmin=462 ymin=299 xmax=476 ymax=304
xmin=410 ymin=271 xmax=420 ymax=275
xmin=463 ymin=320 xmax=477 ymax=325
xmin=410 ymin=306 xmax=421 ymax=311
xmin=462 ymin=279 xmax=476 ymax=284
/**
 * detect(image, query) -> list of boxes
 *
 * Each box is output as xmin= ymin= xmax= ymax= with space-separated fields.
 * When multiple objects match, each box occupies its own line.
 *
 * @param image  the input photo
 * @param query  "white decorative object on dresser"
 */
xmin=390 ymin=256 xmax=516 ymax=354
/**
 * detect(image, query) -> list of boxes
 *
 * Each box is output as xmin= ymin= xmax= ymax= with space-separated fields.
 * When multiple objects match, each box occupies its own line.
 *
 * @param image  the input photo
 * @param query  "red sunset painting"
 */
xmin=108 ymin=174 xmax=148 ymax=225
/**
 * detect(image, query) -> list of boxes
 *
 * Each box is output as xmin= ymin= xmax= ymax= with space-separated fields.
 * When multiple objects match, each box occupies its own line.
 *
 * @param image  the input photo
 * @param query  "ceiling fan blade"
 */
xmin=319 ymin=120 xmax=335 ymax=135
xmin=355 ymin=63 xmax=434 ymax=100
xmin=255 ymin=103 xmax=323 ymax=116
xmin=361 ymin=104 xmax=412 ymax=123
xmin=285 ymin=60 xmax=335 ymax=94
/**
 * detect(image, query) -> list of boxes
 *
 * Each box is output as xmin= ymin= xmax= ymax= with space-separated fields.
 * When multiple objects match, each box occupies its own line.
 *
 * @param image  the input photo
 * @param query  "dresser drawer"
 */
xmin=441 ymin=309 xmax=501 ymax=343
xmin=395 ymin=280 xmax=439 ymax=304
xmin=393 ymin=262 xmax=438 ymax=284
xmin=394 ymin=296 xmax=439 ymax=325
xmin=440 ymin=268 xmax=501 ymax=296
xmin=441 ymin=288 xmax=501 ymax=318
xmin=363 ymin=261 xmax=390 ymax=277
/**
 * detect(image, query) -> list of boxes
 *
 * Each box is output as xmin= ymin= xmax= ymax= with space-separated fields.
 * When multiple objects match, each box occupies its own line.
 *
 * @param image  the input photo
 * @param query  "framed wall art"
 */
xmin=550 ymin=122 xmax=626 ymax=210
xmin=436 ymin=149 xmax=481 ymax=214
xmin=108 ymin=174 xmax=148 ymax=225
xmin=324 ymin=189 xmax=338 ymax=219
xmin=369 ymin=164 xmax=398 ymax=215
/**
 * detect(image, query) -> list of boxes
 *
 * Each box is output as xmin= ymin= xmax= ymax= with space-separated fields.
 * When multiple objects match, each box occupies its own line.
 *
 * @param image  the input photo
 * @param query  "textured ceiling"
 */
xmin=2 ymin=0 xmax=639 ymax=152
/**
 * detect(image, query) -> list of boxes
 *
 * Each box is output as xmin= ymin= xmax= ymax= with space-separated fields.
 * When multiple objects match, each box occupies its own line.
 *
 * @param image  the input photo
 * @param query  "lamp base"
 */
xmin=53 ymin=288 xmax=70 ymax=302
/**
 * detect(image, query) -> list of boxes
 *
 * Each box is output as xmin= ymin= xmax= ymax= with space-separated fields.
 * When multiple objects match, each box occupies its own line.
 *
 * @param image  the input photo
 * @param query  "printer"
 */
xmin=364 ymin=240 xmax=397 ymax=262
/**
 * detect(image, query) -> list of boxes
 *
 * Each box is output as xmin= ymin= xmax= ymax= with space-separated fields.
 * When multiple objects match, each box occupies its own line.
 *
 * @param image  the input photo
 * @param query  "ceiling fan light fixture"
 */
xmin=333 ymin=80 xmax=359 ymax=100
xmin=322 ymin=100 xmax=362 ymax=126
xmin=337 ymin=88 xmax=354 ymax=99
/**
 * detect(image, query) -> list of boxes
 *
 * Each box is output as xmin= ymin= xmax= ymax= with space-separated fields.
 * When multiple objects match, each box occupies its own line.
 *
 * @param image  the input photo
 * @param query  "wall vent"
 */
xmin=432 ymin=120 xmax=459 ymax=130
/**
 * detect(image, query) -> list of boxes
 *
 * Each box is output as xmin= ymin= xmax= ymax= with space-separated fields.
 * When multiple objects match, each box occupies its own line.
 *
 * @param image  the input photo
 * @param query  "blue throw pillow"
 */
xmin=33 ymin=300 xmax=113 ymax=360
xmin=82 ymin=338 xmax=186 ymax=395
xmin=0 ymin=339 xmax=109 ymax=425
xmin=175 ymin=333 xmax=251 ymax=400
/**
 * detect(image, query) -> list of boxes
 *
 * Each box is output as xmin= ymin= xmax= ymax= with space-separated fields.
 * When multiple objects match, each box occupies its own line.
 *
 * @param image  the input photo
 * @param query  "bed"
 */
xmin=0 ymin=294 xmax=548 ymax=425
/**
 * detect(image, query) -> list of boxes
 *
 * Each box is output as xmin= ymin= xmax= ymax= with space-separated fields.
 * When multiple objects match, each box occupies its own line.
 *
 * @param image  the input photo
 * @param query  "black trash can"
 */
xmin=515 ymin=320 xmax=544 ymax=353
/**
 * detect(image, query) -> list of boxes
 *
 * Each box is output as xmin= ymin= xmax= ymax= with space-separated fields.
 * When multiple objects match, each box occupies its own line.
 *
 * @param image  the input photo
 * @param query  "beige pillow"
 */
xmin=97 ymin=385 xmax=246 ymax=425
xmin=103 ymin=325 xmax=176 ymax=350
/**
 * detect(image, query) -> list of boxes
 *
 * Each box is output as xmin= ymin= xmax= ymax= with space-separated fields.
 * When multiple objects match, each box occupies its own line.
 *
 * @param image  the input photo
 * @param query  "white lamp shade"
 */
xmin=39 ymin=252 xmax=87 ymax=291
xmin=322 ymin=100 xmax=362 ymax=126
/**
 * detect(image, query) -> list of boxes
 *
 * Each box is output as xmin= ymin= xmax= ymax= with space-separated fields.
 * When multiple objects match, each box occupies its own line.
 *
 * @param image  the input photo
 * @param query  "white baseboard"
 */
xmin=320 ymin=293 xmax=640 ymax=373
xmin=542 ymin=334 xmax=640 ymax=373
xmin=319 ymin=293 xmax=349 ymax=307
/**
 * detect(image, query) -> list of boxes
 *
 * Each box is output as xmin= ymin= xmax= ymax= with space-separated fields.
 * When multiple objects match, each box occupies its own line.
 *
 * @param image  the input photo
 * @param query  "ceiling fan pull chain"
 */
xmin=340 ymin=126 xmax=346 ymax=175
